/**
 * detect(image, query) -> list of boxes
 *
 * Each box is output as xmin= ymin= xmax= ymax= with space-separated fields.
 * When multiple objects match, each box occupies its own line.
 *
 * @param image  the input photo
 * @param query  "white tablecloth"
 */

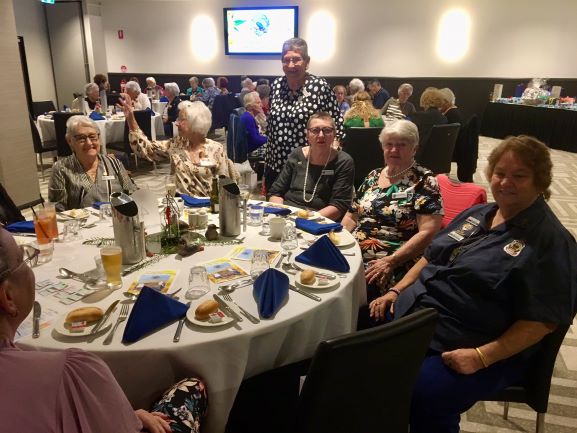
xmin=16 ymin=207 xmax=365 ymax=433
xmin=36 ymin=114 xmax=164 ymax=153
xmin=152 ymin=100 xmax=168 ymax=115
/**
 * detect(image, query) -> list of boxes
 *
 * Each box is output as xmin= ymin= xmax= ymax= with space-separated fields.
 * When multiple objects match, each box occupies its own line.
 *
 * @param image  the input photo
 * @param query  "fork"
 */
xmin=290 ymin=262 xmax=345 ymax=279
xmin=222 ymin=294 xmax=260 ymax=324
xmin=103 ymin=303 xmax=129 ymax=345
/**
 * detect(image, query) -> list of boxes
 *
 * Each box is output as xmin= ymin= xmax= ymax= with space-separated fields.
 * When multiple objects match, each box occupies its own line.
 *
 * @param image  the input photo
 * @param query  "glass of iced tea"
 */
xmin=33 ymin=202 xmax=58 ymax=244
xmin=100 ymin=245 xmax=123 ymax=289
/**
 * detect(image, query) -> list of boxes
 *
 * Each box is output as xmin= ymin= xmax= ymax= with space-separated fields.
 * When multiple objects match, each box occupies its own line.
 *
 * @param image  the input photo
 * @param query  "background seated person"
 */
xmin=0 ymin=228 xmax=208 ymax=433
xmin=341 ymin=120 xmax=443 ymax=315
xmin=198 ymin=77 xmax=221 ymax=110
xmin=122 ymin=97 xmax=239 ymax=196
xmin=439 ymin=87 xmax=462 ymax=124
xmin=186 ymin=76 xmax=204 ymax=100
xmin=344 ymin=91 xmax=385 ymax=128
xmin=83 ymin=82 xmax=101 ymax=113
xmin=144 ymin=76 xmax=164 ymax=99
xmin=333 ymin=84 xmax=350 ymax=115
xmin=49 ymin=116 xmax=135 ymax=211
xmin=93 ymin=73 xmax=110 ymax=92
xmin=410 ymin=87 xmax=448 ymax=148
xmin=162 ymin=82 xmax=181 ymax=138
xmin=123 ymin=80 xmax=151 ymax=111
xmin=217 ymin=76 xmax=230 ymax=95
xmin=268 ymin=112 xmax=354 ymax=221
xmin=347 ymin=78 xmax=365 ymax=105
xmin=367 ymin=79 xmax=390 ymax=110
xmin=369 ymin=135 xmax=577 ymax=433
xmin=240 ymin=91 xmax=267 ymax=153
xmin=381 ymin=83 xmax=417 ymax=120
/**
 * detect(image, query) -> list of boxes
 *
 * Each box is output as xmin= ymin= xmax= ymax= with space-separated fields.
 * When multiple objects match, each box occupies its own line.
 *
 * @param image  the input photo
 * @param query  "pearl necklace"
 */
xmin=303 ymin=149 xmax=333 ymax=203
xmin=383 ymin=161 xmax=415 ymax=179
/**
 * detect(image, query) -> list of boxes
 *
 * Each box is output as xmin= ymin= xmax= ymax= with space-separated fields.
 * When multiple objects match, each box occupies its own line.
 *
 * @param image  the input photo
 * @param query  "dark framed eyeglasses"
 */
xmin=282 ymin=56 xmax=304 ymax=66
xmin=308 ymin=127 xmax=335 ymax=136
xmin=74 ymin=133 xmax=100 ymax=144
xmin=22 ymin=245 xmax=40 ymax=268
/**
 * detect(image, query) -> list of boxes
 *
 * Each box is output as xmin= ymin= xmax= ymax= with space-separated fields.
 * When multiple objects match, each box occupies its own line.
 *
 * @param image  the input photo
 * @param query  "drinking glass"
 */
xmin=165 ymin=175 xmax=177 ymax=197
xmin=249 ymin=206 xmax=264 ymax=226
xmin=281 ymin=223 xmax=299 ymax=251
xmin=100 ymin=246 xmax=123 ymax=289
xmin=238 ymin=184 xmax=250 ymax=201
xmin=32 ymin=240 xmax=54 ymax=264
xmin=62 ymin=220 xmax=81 ymax=242
xmin=250 ymin=250 xmax=270 ymax=280
xmin=33 ymin=202 xmax=58 ymax=244
xmin=186 ymin=266 xmax=210 ymax=300
xmin=99 ymin=203 xmax=112 ymax=222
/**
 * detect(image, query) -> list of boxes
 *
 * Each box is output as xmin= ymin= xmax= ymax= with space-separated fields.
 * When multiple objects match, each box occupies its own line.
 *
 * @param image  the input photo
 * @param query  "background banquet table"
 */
xmin=36 ymin=113 xmax=164 ymax=152
xmin=151 ymin=100 xmax=168 ymax=115
xmin=15 ymin=208 xmax=365 ymax=433
xmin=481 ymin=102 xmax=577 ymax=152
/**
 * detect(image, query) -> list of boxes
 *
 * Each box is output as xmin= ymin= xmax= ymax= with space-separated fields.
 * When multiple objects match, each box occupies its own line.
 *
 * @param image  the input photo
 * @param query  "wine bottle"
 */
xmin=210 ymin=176 xmax=219 ymax=214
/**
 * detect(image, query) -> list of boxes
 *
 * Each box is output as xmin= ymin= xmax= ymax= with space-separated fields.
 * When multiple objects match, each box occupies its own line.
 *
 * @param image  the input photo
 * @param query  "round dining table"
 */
xmin=15 ymin=205 xmax=366 ymax=433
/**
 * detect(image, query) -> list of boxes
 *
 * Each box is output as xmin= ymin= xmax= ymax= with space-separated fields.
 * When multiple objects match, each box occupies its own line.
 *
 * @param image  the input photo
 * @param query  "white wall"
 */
xmin=99 ymin=0 xmax=577 ymax=78
xmin=12 ymin=0 xmax=57 ymax=103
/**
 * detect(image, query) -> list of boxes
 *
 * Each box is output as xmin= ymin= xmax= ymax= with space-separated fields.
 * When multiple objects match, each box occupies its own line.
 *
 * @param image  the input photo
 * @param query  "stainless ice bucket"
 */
xmin=218 ymin=178 xmax=241 ymax=237
xmin=110 ymin=192 xmax=146 ymax=264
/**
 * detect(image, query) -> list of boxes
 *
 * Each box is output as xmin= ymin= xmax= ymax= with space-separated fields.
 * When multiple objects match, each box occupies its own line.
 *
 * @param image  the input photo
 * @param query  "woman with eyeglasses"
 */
xmin=268 ymin=112 xmax=354 ymax=221
xmin=341 ymin=120 xmax=443 ymax=326
xmin=264 ymin=37 xmax=344 ymax=192
xmin=48 ymin=116 xmax=135 ymax=211
xmin=0 ymin=228 xmax=208 ymax=433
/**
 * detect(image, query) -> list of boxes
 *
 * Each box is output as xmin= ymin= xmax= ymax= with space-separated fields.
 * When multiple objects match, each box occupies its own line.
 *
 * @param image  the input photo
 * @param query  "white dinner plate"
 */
xmin=186 ymin=302 xmax=234 ymax=328
xmin=53 ymin=315 xmax=111 ymax=337
xmin=302 ymin=230 xmax=357 ymax=249
xmin=295 ymin=270 xmax=340 ymax=291
xmin=59 ymin=209 xmax=90 ymax=220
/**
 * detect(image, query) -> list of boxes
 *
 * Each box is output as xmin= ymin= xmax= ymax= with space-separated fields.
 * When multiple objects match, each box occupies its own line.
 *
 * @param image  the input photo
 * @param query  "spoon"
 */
xmin=123 ymin=291 xmax=138 ymax=301
xmin=219 ymin=279 xmax=253 ymax=293
xmin=59 ymin=268 xmax=98 ymax=284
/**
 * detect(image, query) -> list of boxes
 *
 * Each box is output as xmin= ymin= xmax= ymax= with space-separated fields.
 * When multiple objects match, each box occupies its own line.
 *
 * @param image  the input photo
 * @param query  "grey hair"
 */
xmin=84 ymin=82 xmax=99 ymax=96
xmin=163 ymin=82 xmax=180 ymax=97
xmin=125 ymin=80 xmax=141 ymax=93
xmin=348 ymin=78 xmax=365 ymax=94
xmin=146 ymin=76 xmax=156 ymax=84
xmin=243 ymin=91 xmax=261 ymax=109
xmin=379 ymin=119 xmax=419 ymax=149
xmin=241 ymin=77 xmax=253 ymax=88
xmin=440 ymin=88 xmax=456 ymax=105
xmin=281 ymin=37 xmax=310 ymax=62
xmin=398 ymin=83 xmax=413 ymax=94
xmin=256 ymin=84 xmax=271 ymax=99
xmin=202 ymin=77 xmax=215 ymax=87
xmin=188 ymin=76 xmax=198 ymax=85
xmin=178 ymin=100 xmax=193 ymax=110
xmin=65 ymin=115 xmax=99 ymax=138
xmin=179 ymin=101 xmax=212 ymax=136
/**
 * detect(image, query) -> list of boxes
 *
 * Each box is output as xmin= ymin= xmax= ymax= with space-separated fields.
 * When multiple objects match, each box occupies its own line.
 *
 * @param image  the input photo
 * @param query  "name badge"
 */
xmin=466 ymin=216 xmax=480 ymax=226
xmin=102 ymin=175 xmax=116 ymax=181
xmin=200 ymin=159 xmax=215 ymax=167
xmin=321 ymin=170 xmax=334 ymax=176
xmin=448 ymin=231 xmax=465 ymax=241
xmin=392 ymin=191 xmax=408 ymax=199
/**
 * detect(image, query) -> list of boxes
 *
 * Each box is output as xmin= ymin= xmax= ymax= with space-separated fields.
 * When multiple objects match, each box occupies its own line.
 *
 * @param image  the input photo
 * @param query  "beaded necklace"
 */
xmin=302 ymin=149 xmax=333 ymax=203
xmin=383 ymin=161 xmax=415 ymax=179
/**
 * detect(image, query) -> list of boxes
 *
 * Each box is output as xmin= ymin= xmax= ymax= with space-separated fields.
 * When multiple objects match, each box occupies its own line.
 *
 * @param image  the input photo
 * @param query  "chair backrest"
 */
xmin=53 ymin=112 xmax=82 ymax=157
xmin=297 ymin=308 xmax=438 ymax=433
xmin=0 ymin=183 xmax=25 ymax=225
xmin=227 ymin=113 xmax=248 ymax=163
xmin=212 ymin=94 xmax=241 ymax=130
xmin=133 ymin=110 xmax=153 ymax=140
xmin=436 ymin=174 xmax=487 ymax=227
xmin=341 ymin=127 xmax=384 ymax=190
xmin=452 ymin=115 xmax=480 ymax=182
xmin=31 ymin=100 xmax=56 ymax=119
xmin=416 ymin=123 xmax=460 ymax=174
xmin=29 ymin=115 xmax=44 ymax=153
xmin=107 ymin=93 xmax=121 ymax=107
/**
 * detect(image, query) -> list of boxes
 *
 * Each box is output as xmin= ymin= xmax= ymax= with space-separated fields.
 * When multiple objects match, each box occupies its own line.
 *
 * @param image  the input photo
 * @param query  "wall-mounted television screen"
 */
xmin=223 ymin=6 xmax=298 ymax=55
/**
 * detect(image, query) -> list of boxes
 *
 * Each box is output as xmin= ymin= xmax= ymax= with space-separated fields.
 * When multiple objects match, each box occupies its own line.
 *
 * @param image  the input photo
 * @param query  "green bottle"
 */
xmin=210 ymin=176 xmax=219 ymax=214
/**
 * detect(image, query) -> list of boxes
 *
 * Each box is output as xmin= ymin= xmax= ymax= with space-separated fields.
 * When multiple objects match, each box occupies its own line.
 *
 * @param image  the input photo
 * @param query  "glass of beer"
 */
xmin=100 ymin=246 xmax=123 ymax=289
xmin=33 ymin=202 xmax=58 ymax=244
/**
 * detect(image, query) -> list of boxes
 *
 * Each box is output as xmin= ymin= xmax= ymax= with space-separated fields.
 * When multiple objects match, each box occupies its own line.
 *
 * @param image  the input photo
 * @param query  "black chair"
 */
xmin=341 ymin=127 xmax=384 ymax=190
xmin=53 ymin=112 xmax=82 ymax=158
xmin=453 ymin=115 xmax=480 ymax=182
xmin=227 ymin=113 xmax=249 ymax=163
xmin=106 ymin=120 xmax=136 ymax=167
xmin=296 ymin=308 xmax=439 ymax=433
xmin=485 ymin=324 xmax=571 ymax=433
xmin=31 ymin=100 xmax=56 ymax=119
xmin=107 ymin=93 xmax=121 ymax=107
xmin=212 ymin=94 xmax=241 ymax=130
xmin=0 ymin=183 xmax=25 ymax=225
xmin=416 ymin=123 xmax=460 ymax=174
xmin=133 ymin=109 xmax=166 ymax=142
xmin=29 ymin=115 xmax=57 ymax=180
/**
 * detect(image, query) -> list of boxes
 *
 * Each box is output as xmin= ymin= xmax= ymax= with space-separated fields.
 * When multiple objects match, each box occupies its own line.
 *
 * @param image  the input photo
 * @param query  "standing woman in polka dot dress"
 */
xmin=264 ymin=38 xmax=345 ymax=191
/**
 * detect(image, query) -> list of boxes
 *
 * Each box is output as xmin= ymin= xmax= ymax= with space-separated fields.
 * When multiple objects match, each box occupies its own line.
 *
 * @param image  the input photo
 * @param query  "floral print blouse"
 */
xmin=351 ymin=164 xmax=443 ymax=287
xmin=129 ymin=129 xmax=238 ymax=197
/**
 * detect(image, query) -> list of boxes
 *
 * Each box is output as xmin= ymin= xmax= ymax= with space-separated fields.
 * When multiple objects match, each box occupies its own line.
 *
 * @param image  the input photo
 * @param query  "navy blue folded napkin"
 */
xmin=295 ymin=218 xmax=342 ymax=235
xmin=92 ymin=201 xmax=110 ymax=210
xmin=179 ymin=194 xmax=210 ymax=208
xmin=263 ymin=206 xmax=291 ymax=216
xmin=122 ymin=286 xmax=188 ymax=343
xmin=159 ymin=96 xmax=169 ymax=102
xmin=295 ymin=235 xmax=350 ymax=273
xmin=89 ymin=111 xmax=105 ymax=121
xmin=6 ymin=220 xmax=35 ymax=233
xmin=145 ymin=107 xmax=156 ymax=116
xmin=253 ymin=269 xmax=289 ymax=319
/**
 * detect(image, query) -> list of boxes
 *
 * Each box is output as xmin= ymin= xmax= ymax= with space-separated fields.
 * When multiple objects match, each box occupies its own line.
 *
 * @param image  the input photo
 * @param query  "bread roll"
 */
xmin=65 ymin=307 xmax=103 ymax=324
xmin=328 ymin=231 xmax=340 ymax=245
xmin=195 ymin=299 xmax=219 ymax=321
xmin=300 ymin=270 xmax=316 ymax=285
xmin=297 ymin=209 xmax=311 ymax=218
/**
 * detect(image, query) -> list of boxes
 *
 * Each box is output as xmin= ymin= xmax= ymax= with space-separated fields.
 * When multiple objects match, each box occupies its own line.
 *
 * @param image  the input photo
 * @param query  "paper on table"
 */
xmin=127 ymin=270 xmax=177 ymax=295
xmin=227 ymin=246 xmax=279 ymax=264
xmin=14 ymin=305 xmax=60 ymax=341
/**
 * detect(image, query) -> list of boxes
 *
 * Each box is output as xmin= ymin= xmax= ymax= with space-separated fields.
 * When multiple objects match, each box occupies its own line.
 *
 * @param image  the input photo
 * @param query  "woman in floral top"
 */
xmin=121 ymin=97 xmax=238 ymax=196
xmin=342 ymin=120 xmax=443 ymax=306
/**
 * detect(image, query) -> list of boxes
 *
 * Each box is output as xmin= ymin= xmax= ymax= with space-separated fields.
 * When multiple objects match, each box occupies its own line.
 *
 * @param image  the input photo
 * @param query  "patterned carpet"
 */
xmin=34 ymin=134 xmax=577 ymax=432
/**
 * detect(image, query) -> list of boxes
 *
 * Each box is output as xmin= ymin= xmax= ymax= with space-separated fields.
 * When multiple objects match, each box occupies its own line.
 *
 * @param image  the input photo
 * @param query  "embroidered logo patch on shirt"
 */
xmin=503 ymin=240 xmax=525 ymax=257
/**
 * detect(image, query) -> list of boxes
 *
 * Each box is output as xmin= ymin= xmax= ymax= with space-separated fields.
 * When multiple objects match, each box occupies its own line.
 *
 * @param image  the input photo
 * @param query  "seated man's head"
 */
xmin=368 ymin=79 xmax=382 ymax=96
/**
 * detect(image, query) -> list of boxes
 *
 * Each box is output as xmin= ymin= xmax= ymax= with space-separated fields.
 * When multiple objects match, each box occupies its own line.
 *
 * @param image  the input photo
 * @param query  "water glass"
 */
xmin=281 ymin=223 xmax=299 ymax=251
xmin=62 ymin=219 xmax=81 ymax=242
xmin=32 ymin=240 xmax=54 ymax=264
xmin=249 ymin=206 xmax=264 ymax=226
xmin=99 ymin=203 xmax=112 ymax=222
xmin=250 ymin=250 xmax=270 ymax=280
xmin=186 ymin=266 xmax=210 ymax=300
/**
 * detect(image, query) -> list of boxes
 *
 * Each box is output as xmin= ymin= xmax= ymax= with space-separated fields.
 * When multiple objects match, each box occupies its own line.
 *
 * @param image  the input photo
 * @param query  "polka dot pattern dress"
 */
xmin=265 ymin=74 xmax=344 ymax=176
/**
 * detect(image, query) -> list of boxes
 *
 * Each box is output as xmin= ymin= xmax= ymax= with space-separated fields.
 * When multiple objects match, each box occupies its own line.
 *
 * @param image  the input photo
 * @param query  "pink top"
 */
xmin=436 ymin=174 xmax=487 ymax=227
xmin=0 ymin=338 xmax=142 ymax=433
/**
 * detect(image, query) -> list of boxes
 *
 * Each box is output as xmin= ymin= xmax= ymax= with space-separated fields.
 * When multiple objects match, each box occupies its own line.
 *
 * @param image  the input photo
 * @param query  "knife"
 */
xmin=213 ymin=294 xmax=243 ymax=322
xmin=289 ymin=284 xmax=322 ymax=302
xmin=91 ymin=300 xmax=119 ymax=335
xmin=173 ymin=302 xmax=191 ymax=342
xmin=225 ymin=298 xmax=260 ymax=324
xmin=32 ymin=301 xmax=41 ymax=338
